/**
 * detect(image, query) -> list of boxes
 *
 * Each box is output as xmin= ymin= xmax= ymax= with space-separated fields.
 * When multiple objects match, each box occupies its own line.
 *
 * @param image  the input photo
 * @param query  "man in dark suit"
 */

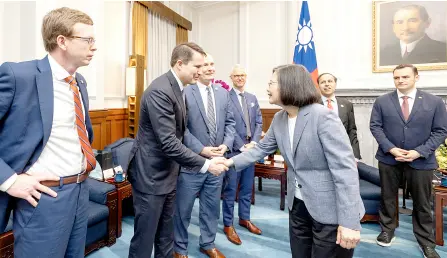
xmin=222 ymin=65 xmax=263 ymax=245
xmin=127 ymin=43 xmax=229 ymax=258
xmin=173 ymin=54 xmax=235 ymax=258
xmin=380 ymin=5 xmax=447 ymax=66
xmin=317 ymin=73 xmax=361 ymax=160
xmin=0 ymin=7 xmax=97 ymax=258
xmin=370 ymin=64 xmax=447 ymax=258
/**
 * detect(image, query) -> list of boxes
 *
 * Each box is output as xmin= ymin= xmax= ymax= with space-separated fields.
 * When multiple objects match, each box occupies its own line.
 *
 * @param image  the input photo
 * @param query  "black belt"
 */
xmin=41 ymin=172 xmax=89 ymax=187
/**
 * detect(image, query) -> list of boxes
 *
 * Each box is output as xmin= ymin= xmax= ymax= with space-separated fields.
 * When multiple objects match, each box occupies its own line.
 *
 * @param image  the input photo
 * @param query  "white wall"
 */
xmin=0 ymin=0 xmax=129 ymax=110
xmin=191 ymin=0 xmax=447 ymax=108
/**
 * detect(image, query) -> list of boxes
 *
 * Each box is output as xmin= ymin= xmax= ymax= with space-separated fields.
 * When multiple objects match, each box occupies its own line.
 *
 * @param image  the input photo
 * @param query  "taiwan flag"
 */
xmin=293 ymin=1 xmax=318 ymax=86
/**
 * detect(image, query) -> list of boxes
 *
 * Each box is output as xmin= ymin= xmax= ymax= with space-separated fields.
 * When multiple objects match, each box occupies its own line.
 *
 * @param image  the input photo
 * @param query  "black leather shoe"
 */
xmin=376 ymin=231 xmax=395 ymax=247
xmin=420 ymin=245 xmax=440 ymax=258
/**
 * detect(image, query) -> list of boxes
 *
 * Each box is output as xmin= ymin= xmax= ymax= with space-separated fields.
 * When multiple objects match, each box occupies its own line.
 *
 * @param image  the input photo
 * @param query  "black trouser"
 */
xmin=378 ymin=162 xmax=435 ymax=247
xmin=289 ymin=198 xmax=354 ymax=258
xmin=129 ymin=188 xmax=176 ymax=258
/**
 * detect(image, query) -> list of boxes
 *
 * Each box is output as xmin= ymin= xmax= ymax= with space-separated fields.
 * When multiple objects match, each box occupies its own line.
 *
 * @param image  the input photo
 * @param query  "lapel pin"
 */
xmin=80 ymin=79 xmax=84 ymax=84
xmin=250 ymin=103 xmax=255 ymax=107
xmin=341 ymin=104 xmax=344 ymax=107
xmin=418 ymin=96 xmax=422 ymax=99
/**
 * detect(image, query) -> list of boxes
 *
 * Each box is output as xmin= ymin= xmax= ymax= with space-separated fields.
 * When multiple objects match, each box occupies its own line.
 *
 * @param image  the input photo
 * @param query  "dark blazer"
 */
xmin=0 ymin=56 xmax=93 ymax=231
xmin=370 ymin=89 xmax=447 ymax=170
xmin=127 ymin=70 xmax=207 ymax=195
xmin=181 ymin=84 xmax=235 ymax=172
xmin=380 ymin=35 xmax=447 ymax=66
xmin=320 ymin=97 xmax=361 ymax=159
xmin=227 ymin=89 xmax=263 ymax=157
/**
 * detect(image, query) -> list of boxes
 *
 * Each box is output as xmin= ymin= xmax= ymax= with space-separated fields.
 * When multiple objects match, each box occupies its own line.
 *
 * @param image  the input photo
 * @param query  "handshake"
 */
xmin=208 ymin=157 xmax=233 ymax=176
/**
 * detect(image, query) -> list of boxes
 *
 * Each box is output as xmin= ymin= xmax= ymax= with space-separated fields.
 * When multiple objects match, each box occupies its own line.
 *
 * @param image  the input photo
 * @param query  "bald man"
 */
xmin=173 ymin=54 xmax=235 ymax=258
xmin=222 ymin=65 xmax=263 ymax=245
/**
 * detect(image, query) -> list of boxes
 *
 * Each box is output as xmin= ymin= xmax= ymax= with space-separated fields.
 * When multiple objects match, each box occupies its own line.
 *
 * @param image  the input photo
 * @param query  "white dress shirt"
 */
xmin=288 ymin=115 xmax=302 ymax=200
xmin=321 ymin=95 xmax=338 ymax=116
xmin=400 ymin=37 xmax=423 ymax=57
xmin=170 ymin=69 xmax=210 ymax=173
xmin=1 ymin=54 xmax=87 ymax=191
xmin=397 ymin=88 xmax=417 ymax=115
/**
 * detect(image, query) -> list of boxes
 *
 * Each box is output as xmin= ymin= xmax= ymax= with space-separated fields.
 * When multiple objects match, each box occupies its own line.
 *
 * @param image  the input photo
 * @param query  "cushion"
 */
xmin=358 ymin=162 xmax=381 ymax=186
xmin=104 ymin=138 xmax=134 ymax=172
xmin=359 ymin=179 xmax=381 ymax=200
xmin=88 ymin=201 xmax=109 ymax=227
xmin=362 ymin=199 xmax=380 ymax=215
xmin=87 ymin=178 xmax=116 ymax=205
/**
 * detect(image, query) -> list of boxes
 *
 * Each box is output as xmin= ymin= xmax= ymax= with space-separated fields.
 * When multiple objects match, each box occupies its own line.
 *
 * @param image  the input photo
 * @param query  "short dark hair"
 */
xmin=393 ymin=64 xmax=419 ymax=75
xmin=170 ymin=42 xmax=206 ymax=67
xmin=394 ymin=5 xmax=429 ymax=22
xmin=317 ymin=73 xmax=337 ymax=84
xmin=272 ymin=64 xmax=321 ymax=107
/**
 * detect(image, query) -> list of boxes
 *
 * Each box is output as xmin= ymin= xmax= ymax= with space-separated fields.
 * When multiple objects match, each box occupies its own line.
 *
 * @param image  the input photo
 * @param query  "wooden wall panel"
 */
xmin=260 ymin=109 xmax=281 ymax=133
xmin=89 ymin=109 xmax=129 ymax=150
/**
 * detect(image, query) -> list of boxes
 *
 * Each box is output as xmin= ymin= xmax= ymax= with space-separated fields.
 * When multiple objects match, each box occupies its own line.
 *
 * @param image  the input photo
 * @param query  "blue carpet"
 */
xmin=87 ymin=180 xmax=447 ymax=258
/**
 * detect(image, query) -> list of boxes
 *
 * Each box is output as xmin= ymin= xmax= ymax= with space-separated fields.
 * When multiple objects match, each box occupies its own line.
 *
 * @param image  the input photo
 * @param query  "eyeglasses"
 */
xmin=231 ymin=74 xmax=246 ymax=79
xmin=268 ymin=81 xmax=278 ymax=87
xmin=68 ymin=36 xmax=96 ymax=45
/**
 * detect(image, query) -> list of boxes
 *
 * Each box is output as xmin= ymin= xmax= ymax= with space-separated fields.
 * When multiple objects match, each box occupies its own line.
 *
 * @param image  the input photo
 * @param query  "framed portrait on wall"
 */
xmin=372 ymin=1 xmax=447 ymax=72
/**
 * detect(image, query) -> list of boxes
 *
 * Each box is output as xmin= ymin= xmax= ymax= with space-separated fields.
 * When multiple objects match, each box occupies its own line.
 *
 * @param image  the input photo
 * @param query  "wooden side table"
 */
xmin=254 ymin=161 xmax=287 ymax=210
xmin=105 ymin=179 xmax=132 ymax=238
xmin=434 ymin=185 xmax=447 ymax=246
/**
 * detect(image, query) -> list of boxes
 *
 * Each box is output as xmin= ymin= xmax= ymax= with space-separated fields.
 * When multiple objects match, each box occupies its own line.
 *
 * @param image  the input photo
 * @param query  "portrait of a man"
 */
xmin=373 ymin=1 xmax=447 ymax=72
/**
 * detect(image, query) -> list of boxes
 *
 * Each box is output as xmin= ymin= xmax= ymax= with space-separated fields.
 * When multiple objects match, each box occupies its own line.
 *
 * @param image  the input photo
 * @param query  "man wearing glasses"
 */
xmin=0 ymin=7 xmax=97 ymax=258
xmin=222 ymin=65 xmax=263 ymax=245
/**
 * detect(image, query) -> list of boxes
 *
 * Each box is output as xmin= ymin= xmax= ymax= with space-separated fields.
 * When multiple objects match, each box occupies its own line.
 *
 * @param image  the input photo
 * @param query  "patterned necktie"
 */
xmin=403 ymin=46 xmax=409 ymax=59
xmin=64 ymin=76 xmax=96 ymax=173
xmin=327 ymin=99 xmax=333 ymax=110
xmin=206 ymin=87 xmax=217 ymax=146
xmin=239 ymin=93 xmax=252 ymax=138
xmin=401 ymin=96 xmax=410 ymax=121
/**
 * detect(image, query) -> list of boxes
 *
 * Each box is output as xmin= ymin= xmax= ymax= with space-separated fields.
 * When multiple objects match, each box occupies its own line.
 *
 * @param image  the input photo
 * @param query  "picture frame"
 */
xmin=372 ymin=1 xmax=447 ymax=72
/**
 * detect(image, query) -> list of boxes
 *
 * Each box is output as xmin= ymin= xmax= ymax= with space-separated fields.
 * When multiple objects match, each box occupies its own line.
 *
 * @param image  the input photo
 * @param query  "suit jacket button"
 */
xmin=404 ymin=126 xmax=408 ymax=129
xmin=298 ymin=184 xmax=302 ymax=188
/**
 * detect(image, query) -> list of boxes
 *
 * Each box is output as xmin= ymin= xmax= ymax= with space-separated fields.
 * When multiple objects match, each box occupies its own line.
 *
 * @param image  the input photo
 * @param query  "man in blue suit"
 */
xmin=0 ymin=7 xmax=97 ymax=258
xmin=222 ymin=65 xmax=263 ymax=245
xmin=173 ymin=54 xmax=235 ymax=258
xmin=370 ymin=64 xmax=447 ymax=258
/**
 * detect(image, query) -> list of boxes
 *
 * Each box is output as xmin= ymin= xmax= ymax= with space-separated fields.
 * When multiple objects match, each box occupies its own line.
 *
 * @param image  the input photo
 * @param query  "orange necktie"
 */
xmin=64 ymin=76 xmax=96 ymax=173
xmin=327 ymin=99 xmax=333 ymax=110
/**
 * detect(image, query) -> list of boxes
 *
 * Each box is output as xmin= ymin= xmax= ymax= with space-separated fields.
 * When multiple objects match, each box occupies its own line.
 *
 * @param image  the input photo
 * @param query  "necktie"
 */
xmin=327 ymin=99 xmax=333 ymax=110
xmin=401 ymin=96 xmax=410 ymax=121
xmin=239 ymin=93 xmax=252 ymax=139
xmin=64 ymin=76 xmax=96 ymax=173
xmin=403 ymin=46 xmax=409 ymax=59
xmin=206 ymin=87 xmax=217 ymax=146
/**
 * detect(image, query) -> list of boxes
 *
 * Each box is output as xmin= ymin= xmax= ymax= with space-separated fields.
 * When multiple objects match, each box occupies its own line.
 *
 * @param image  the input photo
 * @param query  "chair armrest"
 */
xmin=358 ymin=162 xmax=381 ymax=186
xmin=86 ymin=178 xmax=116 ymax=205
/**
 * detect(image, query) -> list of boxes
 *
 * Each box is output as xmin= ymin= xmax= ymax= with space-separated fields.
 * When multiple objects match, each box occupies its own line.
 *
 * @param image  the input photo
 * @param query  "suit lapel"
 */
xmin=336 ymin=97 xmax=348 ymax=123
xmin=230 ymin=89 xmax=245 ymax=121
xmin=406 ymin=90 xmax=422 ymax=124
xmin=36 ymin=56 xmax=54 ymax=147
xmin=191 ymin=85 xmax=207 ymax=124
xmin=292 ymin=106 xmax=310 ymax=157
xmin=213 ymin=85 xmax=222 ymax=129
xmin=167 ymin=71 xmax=186 ymax=124
xmin=75 ymin=75 xmax=93 ymax=143
xmin=390 ymin=90 xmax=406 ymax=122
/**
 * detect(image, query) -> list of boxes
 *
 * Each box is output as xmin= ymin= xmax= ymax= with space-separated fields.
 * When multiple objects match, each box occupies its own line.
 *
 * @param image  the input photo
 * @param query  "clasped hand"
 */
xmin=389 ymin=147 xmax=420 ymax=162
xmin=207 ymin=157 xmax=235 ymax=176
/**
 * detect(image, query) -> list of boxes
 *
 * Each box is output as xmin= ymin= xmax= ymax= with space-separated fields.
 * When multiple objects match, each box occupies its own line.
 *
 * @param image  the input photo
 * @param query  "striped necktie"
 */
xmin=64 ymin=76 xmax=96 ymax=173
xmin=206 ymin=86 xmax=217 ymax=146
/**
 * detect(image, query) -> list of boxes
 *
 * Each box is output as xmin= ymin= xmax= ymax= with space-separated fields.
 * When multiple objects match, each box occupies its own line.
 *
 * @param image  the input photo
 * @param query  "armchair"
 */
xmin=358 ymin=162 xmax=381 ymax=222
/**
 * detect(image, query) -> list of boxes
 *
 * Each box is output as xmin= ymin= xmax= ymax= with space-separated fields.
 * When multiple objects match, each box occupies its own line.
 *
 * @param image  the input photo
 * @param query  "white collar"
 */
xmin=233 ymin=88 xmax=244 ymax=95
xmin=48 ymin=54 xmax=73 ymax=81
xmin=197 ymin=81 xmax=212 ymax=89
xmin=400 ymin=36 xmax=424 ymax=56
xmin=170 ymin=68 xmax=184 ymax=92
xmin=397 ymin=88 xmax=417 ymax=99
xmin=321 ymin=95 xmax=336 ymax=103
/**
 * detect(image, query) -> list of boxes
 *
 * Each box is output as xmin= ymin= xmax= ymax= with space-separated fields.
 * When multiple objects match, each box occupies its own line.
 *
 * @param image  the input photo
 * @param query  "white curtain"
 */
xmin=147 ymin=10 xmax=177 ymax=88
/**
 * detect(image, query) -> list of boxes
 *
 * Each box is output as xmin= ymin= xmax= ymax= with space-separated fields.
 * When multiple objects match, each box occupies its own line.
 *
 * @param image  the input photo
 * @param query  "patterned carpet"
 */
xmin=87 ymin=180 xmax=447 ymax=258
